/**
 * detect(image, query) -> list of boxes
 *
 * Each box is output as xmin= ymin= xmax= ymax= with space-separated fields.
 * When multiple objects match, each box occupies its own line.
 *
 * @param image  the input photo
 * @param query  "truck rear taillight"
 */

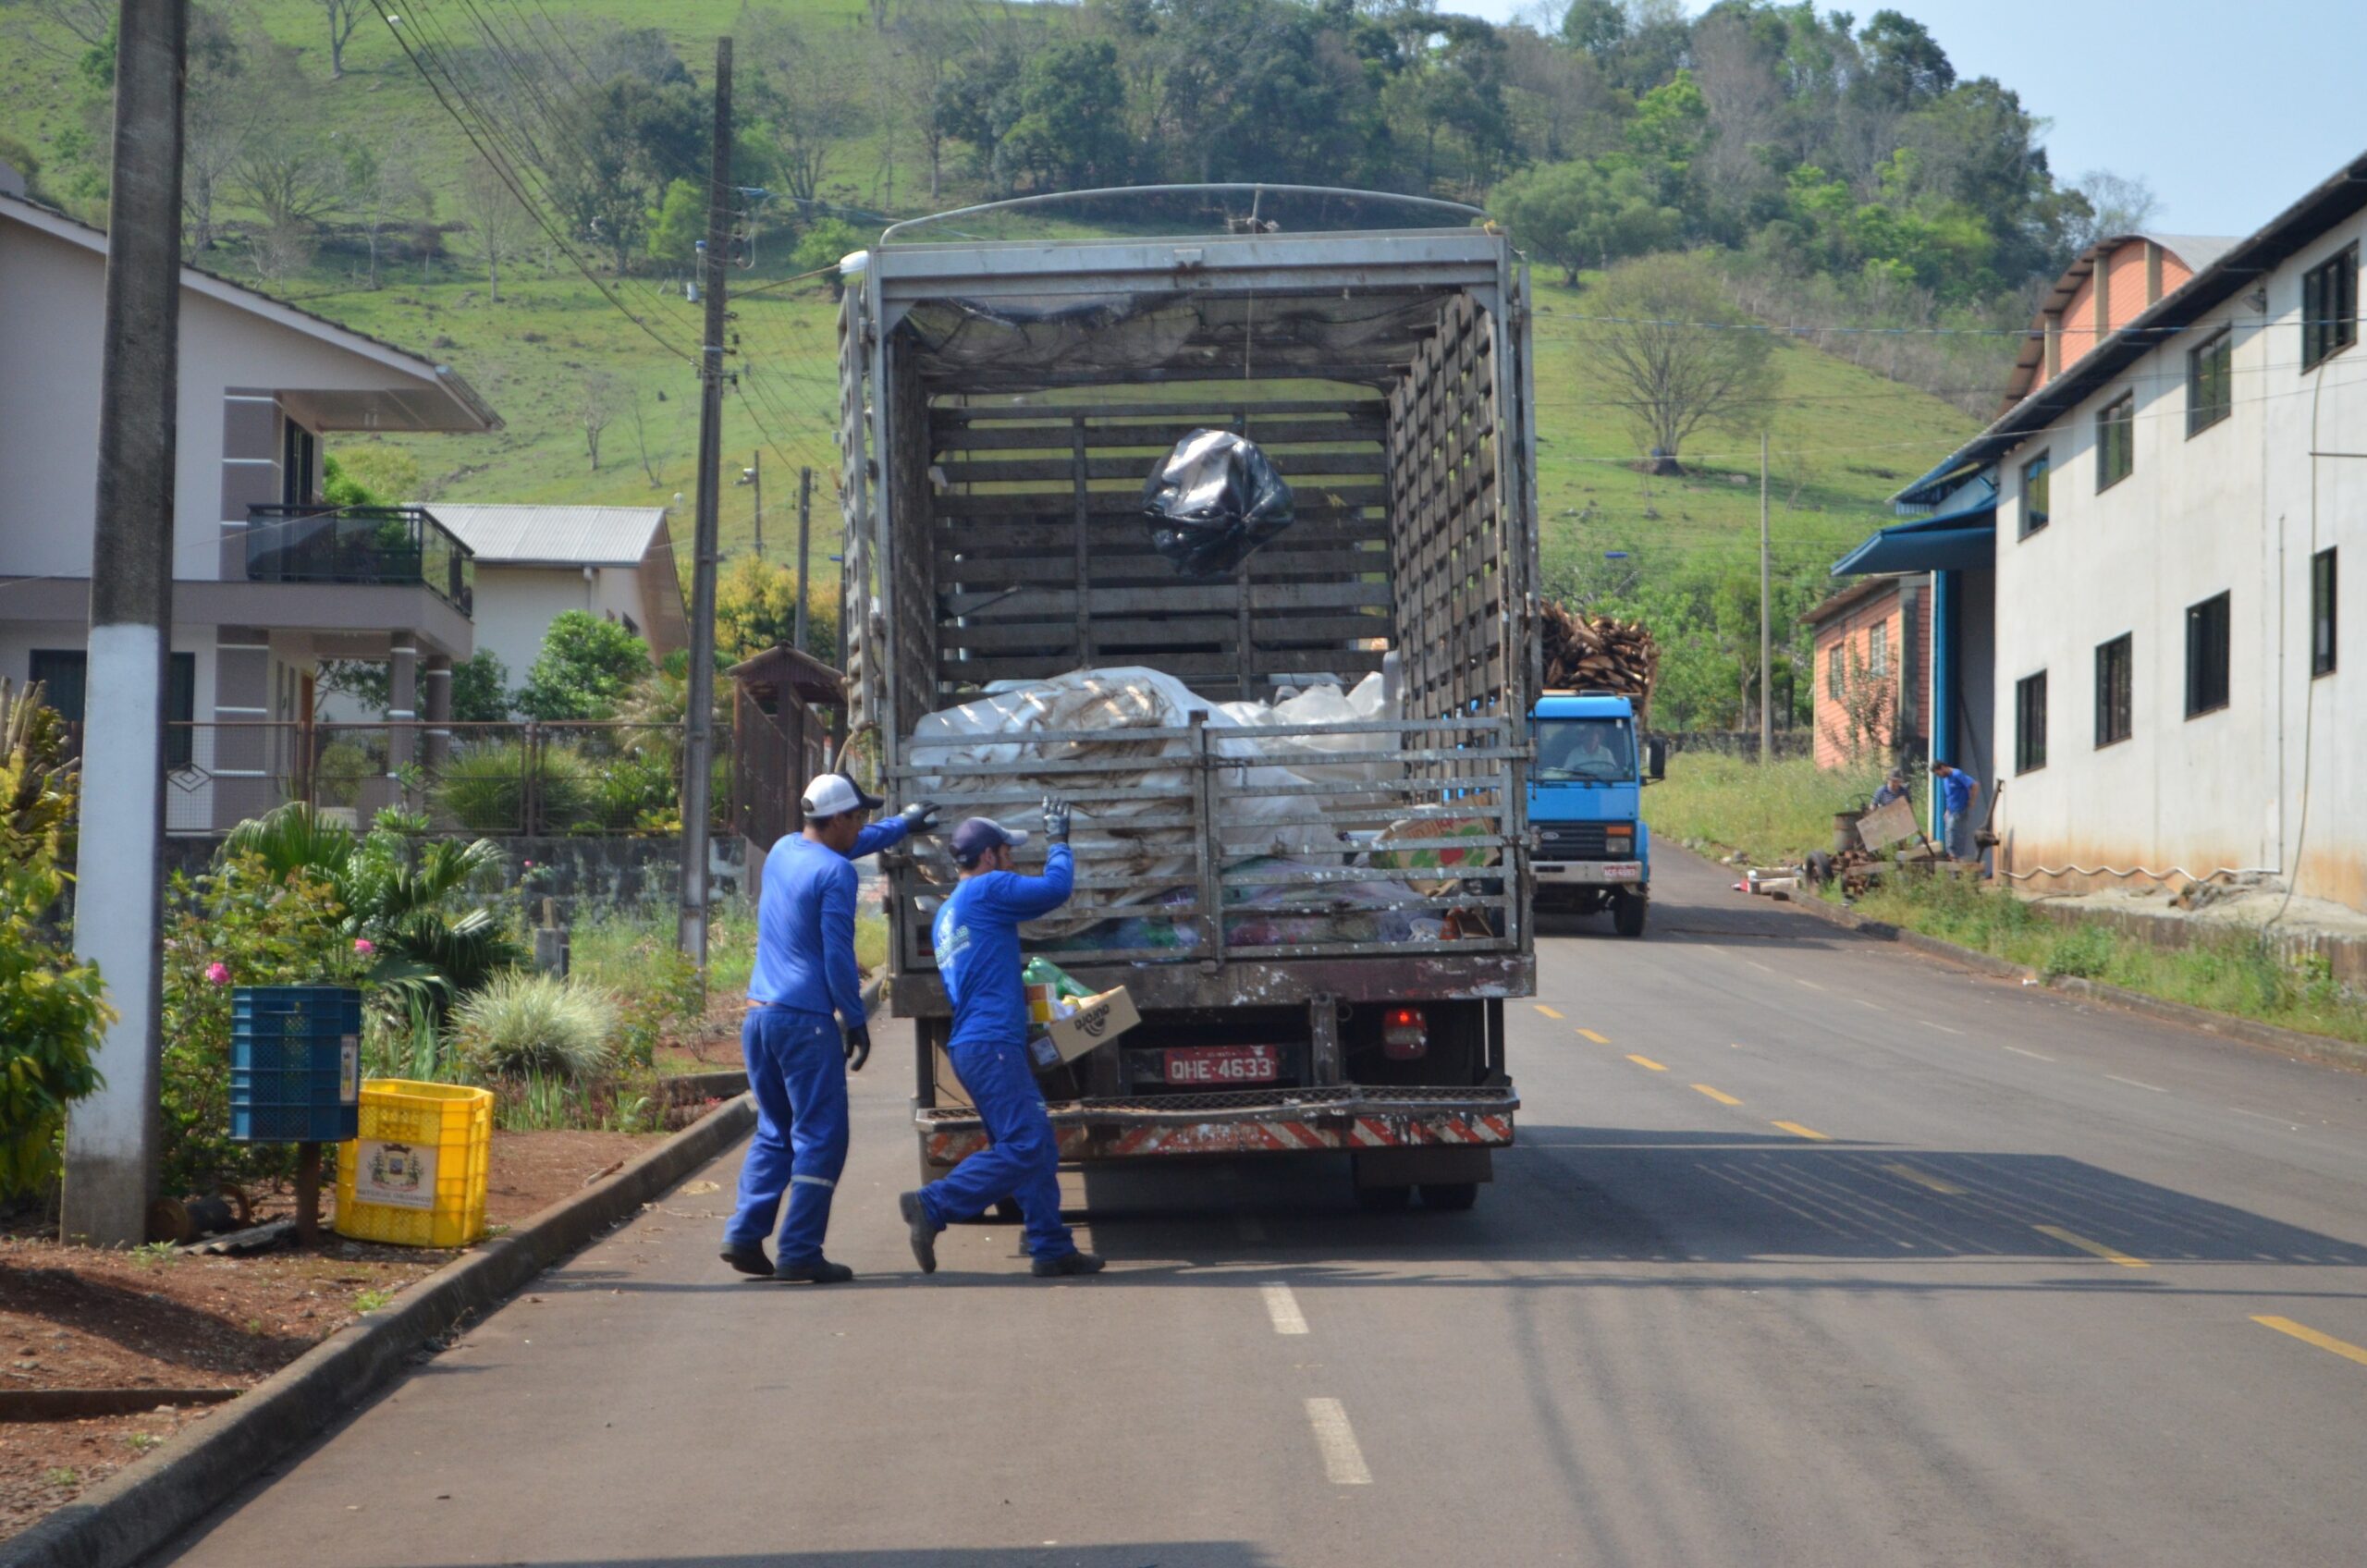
xmin=1382 ymin=1007 xmax=1428 ymax=1060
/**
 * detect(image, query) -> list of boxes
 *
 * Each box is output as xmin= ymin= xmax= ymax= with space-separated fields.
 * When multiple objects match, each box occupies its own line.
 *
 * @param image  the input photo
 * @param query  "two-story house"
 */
xmin=1841 ymin=152 xmax=2363 ymax=910
xmin=0 ymin=184 xmax=500 ymax=830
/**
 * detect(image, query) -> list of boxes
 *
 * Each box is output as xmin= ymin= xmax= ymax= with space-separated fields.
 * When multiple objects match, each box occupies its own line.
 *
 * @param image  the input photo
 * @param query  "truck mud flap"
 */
xmin=916 ymin=1085 xmax=1517 ymax=1164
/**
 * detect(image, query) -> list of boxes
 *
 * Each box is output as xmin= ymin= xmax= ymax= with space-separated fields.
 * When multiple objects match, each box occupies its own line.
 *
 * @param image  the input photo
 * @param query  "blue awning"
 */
xmin=1834 ymin=490 xmax=1996 ymax=576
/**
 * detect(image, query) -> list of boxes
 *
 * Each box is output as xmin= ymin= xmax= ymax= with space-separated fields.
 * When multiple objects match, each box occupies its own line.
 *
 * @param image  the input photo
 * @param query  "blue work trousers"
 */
xmin=918 ymin=1035 xmax=1075 ymax=1261
xmin=723 ymin=1008 xmax=847 ymax=1264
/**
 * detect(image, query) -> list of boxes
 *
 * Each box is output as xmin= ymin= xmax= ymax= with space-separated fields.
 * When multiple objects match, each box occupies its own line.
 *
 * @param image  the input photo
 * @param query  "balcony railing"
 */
xmin=245 ymin=505 xmax=474 ymax=615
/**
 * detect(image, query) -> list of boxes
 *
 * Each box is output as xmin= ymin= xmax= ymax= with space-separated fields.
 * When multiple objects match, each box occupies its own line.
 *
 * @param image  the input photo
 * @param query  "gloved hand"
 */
xmin=1041 ymin=795 xmax=1072 ymax=844
xmin=842 ymin=1023 xmax=872 ymax=1072
xmin=899 ymin=800 xmax=940 ymax=834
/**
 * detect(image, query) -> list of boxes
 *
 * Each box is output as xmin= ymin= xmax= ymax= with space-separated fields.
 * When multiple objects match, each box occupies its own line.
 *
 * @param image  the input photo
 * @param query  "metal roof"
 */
xmin=426 ymin=504 xmax=669 ymax=567
xmin=1895 ymin=148 xmax=2367 ymax=506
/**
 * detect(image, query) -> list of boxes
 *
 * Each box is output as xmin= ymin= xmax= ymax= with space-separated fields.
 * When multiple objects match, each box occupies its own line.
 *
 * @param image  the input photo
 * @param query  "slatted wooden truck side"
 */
xmin=835 ymin=214 xmax=1541 ymax=1209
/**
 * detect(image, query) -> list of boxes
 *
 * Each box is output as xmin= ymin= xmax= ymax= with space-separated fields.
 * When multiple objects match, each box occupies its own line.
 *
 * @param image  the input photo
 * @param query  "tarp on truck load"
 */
xmin=906 ymin=666 xmax=1400 ymax=936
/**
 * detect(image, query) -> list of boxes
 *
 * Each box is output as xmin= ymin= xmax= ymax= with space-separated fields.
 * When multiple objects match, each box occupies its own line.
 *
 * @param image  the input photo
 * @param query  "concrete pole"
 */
xmin=794 ymin=465 xmax=812 ymax=656
xmin=749 ymin=449 xmax=763 ymax=559
xmin=62 ymin=0 xmax=186 ymax=1248
xmin=1759 ymin=431 xmax=1772 ymax=766
xmin=676 ymin=37 xmax=731 ymax=974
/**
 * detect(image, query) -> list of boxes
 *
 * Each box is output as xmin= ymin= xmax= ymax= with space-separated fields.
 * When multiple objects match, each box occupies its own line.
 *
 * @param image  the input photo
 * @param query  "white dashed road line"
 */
xmin=1920 ymin=1020 xmax=1964 ymax=1035
xmin=1304 ymin=1398 xmax=1374 ymax=1485
xmin=2105 ymin=1074 xmax=2168 ymax=1094
xmin=1261 ymin=1282 xmax=1309 ymax=1335
xmin=2003 ymin=1046 xmax=2055 ymax=1061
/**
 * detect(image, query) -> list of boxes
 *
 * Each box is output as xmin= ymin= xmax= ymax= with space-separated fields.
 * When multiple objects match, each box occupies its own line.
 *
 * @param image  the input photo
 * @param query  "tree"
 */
xmin=449 ymin=651 xmax=509 ymax=722
xmin=996 ymin=39 xmax=1131 ymax=191
xmin=2066 ymin=168 xmax=2161 ymax=252
xmin=791 ymin=217 xmax=868 ymax=298
xmin=546 ymin=74 xmax=706 ymax=275
xmin=230 ymin=136 xmax=345 ymax=236
xmin=579 ymin=374 xmax=619 ymax=472
xmin=315 ymin=0 xmax=365 ymax=79
xmin=457 ymin=154 xmax=533 ymax=302
xmin=513 ymin=610 xmax=652 ymax=721
xmin=1580 ymin=252 xmax=1777 ymax=468
xmin=743 ymin=18 xmax=865 ymax=202
xmin=716 ymin=554 xmax=840 ymax=666
xmin=1492 ymin=159 xmax=1680 ymax=284
xmin=644 ymin=177 xmax=704 ymax=269
xmin=347 ymin=140 xmax=424 ymax=290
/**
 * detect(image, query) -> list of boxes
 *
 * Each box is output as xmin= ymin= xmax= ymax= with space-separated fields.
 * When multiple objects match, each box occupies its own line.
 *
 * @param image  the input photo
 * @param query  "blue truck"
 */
xmin=1529 ymin=691 xmax=1665 ymax=936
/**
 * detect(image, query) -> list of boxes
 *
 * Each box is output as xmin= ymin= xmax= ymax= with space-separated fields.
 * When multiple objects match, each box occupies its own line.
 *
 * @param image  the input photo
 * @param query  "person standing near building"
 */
xmin=1932 ymin=760 xmax=1980 ymax=863
xmin=898 ymin=799 xmax=1104 ymax=1279
xmin=720 ymin=773 xmax=936 ymax=1283
xmin=1871 ymin=770 xmax=1910 ymax=809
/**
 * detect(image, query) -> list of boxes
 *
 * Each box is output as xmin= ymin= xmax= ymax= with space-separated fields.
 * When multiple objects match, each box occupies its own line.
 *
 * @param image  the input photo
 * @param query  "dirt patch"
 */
xmin=0 ymin=1127 xmax=662 ymax=1542
xmin=654 ymin=994 xmax=747 ymax=1075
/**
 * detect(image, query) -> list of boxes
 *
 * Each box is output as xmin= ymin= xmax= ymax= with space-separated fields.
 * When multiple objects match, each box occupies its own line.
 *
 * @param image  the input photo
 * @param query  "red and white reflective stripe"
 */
xmin=926 ymin=1109 xmax=1516 ymax=1164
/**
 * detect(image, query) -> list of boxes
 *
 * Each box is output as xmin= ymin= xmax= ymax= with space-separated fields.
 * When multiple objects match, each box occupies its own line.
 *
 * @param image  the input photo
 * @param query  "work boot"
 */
xmin=719 ymin=1243 xmax=772 ymax=1278
xmin=773 ymin=1256 xmax=854 ymax=1284
xmin=900 ymin=1191 xmax=938 ymax=1275
xmin=1031 ymin=1251 xmax=1106 ymax=1279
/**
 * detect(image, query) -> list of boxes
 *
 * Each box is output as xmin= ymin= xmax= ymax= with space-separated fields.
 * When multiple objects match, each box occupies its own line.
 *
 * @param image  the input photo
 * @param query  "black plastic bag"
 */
xmin=1141 ymin=429 xmax=1295 ymax=577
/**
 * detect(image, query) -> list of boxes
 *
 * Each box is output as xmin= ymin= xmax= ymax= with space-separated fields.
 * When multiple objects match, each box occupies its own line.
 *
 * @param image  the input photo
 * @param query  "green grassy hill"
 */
xmin=0 ymin=1 xmax=1980 ymax=593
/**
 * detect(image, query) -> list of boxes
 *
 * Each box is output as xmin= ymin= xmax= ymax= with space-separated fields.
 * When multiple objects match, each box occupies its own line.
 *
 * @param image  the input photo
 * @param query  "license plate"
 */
xmin=1601 ymin=861 xmax=1641 ymax=881
xmin=1165 ymin=1045 xmax=1280 ymax=1085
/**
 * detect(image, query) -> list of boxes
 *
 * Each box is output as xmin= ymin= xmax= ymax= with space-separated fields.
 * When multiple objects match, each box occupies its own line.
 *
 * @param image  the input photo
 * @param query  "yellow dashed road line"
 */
xmin=1533 ymin=1004 xmax=1564 ymax=1020
xmin=1626 ymin=1054 xmax=1669 ymax=1072
xmin=1771 ymin=1121 xmax=1833 ymax=1141
xmin=2252 ymin=1316 xmax=2367 ymax=1367
xmin=2033 ymin=1224 xmax=2148 ymax=1268
xmin=1692 ymin=1084 xmax=1743 ymax=1106
xmin=1881 ymin=1161 xmax=1967 ymax=1195
xmin=1577 ymin=1028 xmax=1610 ymax=1044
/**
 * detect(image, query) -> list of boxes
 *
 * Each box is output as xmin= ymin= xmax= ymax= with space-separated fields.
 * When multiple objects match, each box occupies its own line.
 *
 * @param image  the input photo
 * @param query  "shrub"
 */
xmin=160 ymin=854 xmax=369 ymax=1193
xmin=451 ymin=971 xmax=617 ymax=1082
xmin=2040 ymin=923 xmax=2115 ymax=979
xmin=0 ymin=683 xmax=110 ymax=1199
xmin=313 ymin=738 xmax=374 ymax=809
xmin=434 ymin=741 xmax=596 ymax=833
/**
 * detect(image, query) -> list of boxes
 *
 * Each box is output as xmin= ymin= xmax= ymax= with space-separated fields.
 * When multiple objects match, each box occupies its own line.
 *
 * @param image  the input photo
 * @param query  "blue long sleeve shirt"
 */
xmin=932 ymin=844 xmax=1074 ymax=1050
xmin=747 ymin=817 xmax=911 ymax=1019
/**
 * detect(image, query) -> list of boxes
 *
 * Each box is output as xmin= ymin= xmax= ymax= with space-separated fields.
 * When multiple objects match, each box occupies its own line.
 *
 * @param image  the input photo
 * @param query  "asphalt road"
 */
xmin=159 ymin=847 xmax=2367 ymax=1567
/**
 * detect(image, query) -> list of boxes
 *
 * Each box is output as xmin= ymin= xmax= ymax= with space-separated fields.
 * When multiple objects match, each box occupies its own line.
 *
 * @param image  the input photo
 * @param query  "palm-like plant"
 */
xmin=220 ymin=803 xmax=525 ymax=1063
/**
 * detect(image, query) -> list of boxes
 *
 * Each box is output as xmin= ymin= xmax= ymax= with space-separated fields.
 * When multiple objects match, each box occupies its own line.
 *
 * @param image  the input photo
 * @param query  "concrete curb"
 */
xmin=1778 ymin=888 xmax=2367 ymax=1073
xmin=1 ymin=1093 xmax=756 ymax=1568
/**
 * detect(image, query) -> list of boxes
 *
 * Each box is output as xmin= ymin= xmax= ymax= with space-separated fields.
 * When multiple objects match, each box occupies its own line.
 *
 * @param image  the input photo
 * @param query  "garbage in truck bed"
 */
xmin=1141 ymin=429 xmax=1295 ymax=576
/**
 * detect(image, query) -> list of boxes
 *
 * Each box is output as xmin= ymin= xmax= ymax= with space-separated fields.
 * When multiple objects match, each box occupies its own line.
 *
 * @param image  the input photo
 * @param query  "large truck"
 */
xmin=1529 ymin=691 xmax=1665 ymax=934
xmin=834 ymin=189 xmax=1539 ymax=1210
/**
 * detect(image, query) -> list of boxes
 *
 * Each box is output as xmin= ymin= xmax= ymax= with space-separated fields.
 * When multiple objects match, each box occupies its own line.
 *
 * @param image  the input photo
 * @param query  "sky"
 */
xmin=1460 ymin=0 xmax=2367 ymax=239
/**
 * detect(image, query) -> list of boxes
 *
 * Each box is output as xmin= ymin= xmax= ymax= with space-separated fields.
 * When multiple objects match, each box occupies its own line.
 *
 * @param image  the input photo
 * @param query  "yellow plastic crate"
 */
xmin=334 ymin=1080 xmax=494 ymax=1247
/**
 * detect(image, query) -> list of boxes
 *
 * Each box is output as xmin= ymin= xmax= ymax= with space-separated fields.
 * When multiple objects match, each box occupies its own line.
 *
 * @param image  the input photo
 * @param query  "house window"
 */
xmin=2188 ymin=329 xmax=2232 ymax=435
xmin=26 ymin=650 xmax=194 ymax=765
xmin=2313 ymin=548 xmax=2338 ymax=677
xmin=281 ymin=420 xmax=318 ymax=507
xmin=2094 ymin=633 xmax=2133 ymax=747
xmin=2302 ymin=244 xmax=2359 ymax=371
xmin=2185 ymin=591 xmax=2232 ymax=717
xmin=2020 ymin=451 xmax=2051 ymax=536
xmin=1826 ymin=643 xmax=1844 ymax=700
xmin=2015 ymin=671 xmax=2047 ymax=774
xmin=1868 ymin=624 xmax=1888 ymax=678
xmin=2096 ymin=393 xmax=2135 ymax=491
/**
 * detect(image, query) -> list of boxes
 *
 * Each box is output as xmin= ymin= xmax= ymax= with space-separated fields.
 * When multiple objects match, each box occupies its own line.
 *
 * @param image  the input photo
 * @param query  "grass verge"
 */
xmin=1643 ymin=750 xmax=1886 ymax=866
xmin=1847 ymin=874 xmax=2367 ymax=1048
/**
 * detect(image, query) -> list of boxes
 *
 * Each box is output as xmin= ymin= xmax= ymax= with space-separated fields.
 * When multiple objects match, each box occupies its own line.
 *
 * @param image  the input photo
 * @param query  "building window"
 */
xmin=280 ymin=420 xmax=318 ymax=508
xmin=1868 ymin=624 xmax=1888 ymax=679
xmin=2303 ymin=245 xmax=2359 ymax=371
xmin=2015 ymin=671 xmax=2047 ymax=774
xmin=26 ymin=650 xmax=193 ymax=765
xmin=2314 ymin=548 xmax=2338 ymax=677
xmin=2020 ymin=451 xmax=2051 ymax=536
xmin=2185 ymin=591 xmax=2232 ymax=717
xmin=1826 ymin=643 xmax=1844 ymax=700
xmin=2094 ymin=633 xmax=2133 ymax=747
xmin=2188 ymin=329 xmax=2232 ymax=435
xmin=2096 ymin=393 xmax=2135 ymax=491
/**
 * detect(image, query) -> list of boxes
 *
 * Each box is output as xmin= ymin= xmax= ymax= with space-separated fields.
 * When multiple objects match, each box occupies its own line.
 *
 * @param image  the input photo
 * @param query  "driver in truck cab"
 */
xmin=899 ymin=800 xmax=1106 ymax=1280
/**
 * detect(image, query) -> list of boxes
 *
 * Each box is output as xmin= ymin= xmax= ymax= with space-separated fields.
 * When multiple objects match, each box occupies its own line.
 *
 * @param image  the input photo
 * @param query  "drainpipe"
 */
xmin=1929 ymin=570 xmax=1954 ymax=843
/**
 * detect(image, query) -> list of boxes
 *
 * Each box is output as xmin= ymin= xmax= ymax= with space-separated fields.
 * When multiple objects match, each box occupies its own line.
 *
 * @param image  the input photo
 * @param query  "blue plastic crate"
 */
xmin=230 ymin=986 xmax=363 ymax=1144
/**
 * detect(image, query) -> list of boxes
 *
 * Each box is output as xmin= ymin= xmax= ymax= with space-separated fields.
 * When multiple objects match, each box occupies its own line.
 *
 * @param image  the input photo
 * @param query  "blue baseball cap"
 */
xmin=950 ymin=816 xmax=1029 ymax=867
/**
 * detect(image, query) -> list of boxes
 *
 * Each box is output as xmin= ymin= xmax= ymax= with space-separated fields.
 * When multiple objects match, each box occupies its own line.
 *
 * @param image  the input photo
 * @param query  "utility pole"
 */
xmin=748 ymin=449 xmax=763 ymax=558
xmin=1759 ymin=431 xmax=1772 ymax=766
xmin=62 ymin=0 xmax=185 ymax=1248
xmin=794 ymin=464 xmax=813 ymax=655
xmin=676 ymin=36 xmax=730 ymax=974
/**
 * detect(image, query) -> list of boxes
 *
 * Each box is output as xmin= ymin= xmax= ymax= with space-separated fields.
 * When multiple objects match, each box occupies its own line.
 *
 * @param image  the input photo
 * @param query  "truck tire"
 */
xmin=1419 ymin=1182 xmax=1479 ymax=1211
xmin=1613 ymin=891 xmax=1648 ymax=937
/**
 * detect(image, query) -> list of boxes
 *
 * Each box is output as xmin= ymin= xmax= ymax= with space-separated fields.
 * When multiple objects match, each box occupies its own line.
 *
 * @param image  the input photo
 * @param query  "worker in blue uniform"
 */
xmin=721 ymin=771 xmax=937 ymax=1283
xmin=899 ymin=800 xmax=1105 ymax=1279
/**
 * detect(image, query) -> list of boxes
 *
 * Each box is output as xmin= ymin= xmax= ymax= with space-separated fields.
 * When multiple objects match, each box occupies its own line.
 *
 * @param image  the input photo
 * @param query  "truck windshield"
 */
xmin=1535 ymin=718 xmax=1634 ymax=782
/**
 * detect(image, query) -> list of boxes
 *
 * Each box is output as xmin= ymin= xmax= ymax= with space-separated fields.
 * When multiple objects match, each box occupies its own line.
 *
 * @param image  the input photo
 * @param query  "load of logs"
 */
xmin=1539 ymin=603 xmax=1660 ymax=716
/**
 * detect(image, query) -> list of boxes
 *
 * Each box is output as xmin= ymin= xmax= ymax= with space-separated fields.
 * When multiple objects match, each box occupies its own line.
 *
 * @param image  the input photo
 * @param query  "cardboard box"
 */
xmin=1026 ymin=986 xmax=1140 ymax=1070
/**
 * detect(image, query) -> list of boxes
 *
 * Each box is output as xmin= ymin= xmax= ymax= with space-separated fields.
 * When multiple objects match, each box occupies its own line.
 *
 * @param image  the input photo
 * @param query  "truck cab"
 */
xmin=1529 ymin=692 xmax=1662 ymax=936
